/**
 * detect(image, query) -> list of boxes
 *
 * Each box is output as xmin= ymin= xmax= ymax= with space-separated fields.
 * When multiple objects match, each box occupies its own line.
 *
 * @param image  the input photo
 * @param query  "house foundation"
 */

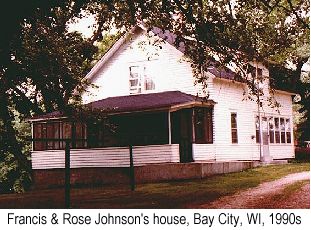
xmin=32 ymin=161 xmax=261 ymax=189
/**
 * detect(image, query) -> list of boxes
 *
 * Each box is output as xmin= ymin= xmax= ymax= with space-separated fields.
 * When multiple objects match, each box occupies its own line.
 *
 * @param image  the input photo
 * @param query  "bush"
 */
xmin=295 ymin=147 xmax=310 ymax=162
xmin=0 ymin=115 xmax=32 ymax=194
xmin=0 ymin=152 xmax=32 ymax=194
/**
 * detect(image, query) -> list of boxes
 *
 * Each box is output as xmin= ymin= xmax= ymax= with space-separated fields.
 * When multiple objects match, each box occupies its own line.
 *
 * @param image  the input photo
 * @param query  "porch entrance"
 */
xmin=171 ymin=107 xmax=214 ymax=163
xmin=179 ymin=109 xmax=193 ymax=163
xmin=171 ymin=109 xmax=193 ymax=163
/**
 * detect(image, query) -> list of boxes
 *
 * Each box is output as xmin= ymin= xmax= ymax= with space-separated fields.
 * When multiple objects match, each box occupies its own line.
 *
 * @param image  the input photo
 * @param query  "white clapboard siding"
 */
xmin=207 ymin=78 xmax=294 ymax=161
xmin=81 ymin=28 xmax=205 ymax=104
xmin=192 ymin=144 xmax=215 ymax=161
xmin=270 ymin=145 xmax=295 ymax=159
xmin=31 ymin=144 xmax=179 ymax=170
xmin=215 ymin=144 xmax=260 ymax=161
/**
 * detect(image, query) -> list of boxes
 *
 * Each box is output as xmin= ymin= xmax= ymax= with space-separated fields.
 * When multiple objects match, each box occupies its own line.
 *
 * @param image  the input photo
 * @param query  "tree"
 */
xmin=0 ymin=1 xmax=97 ymax=192
xmin=92 ymin=33 xmax=123 ymax=63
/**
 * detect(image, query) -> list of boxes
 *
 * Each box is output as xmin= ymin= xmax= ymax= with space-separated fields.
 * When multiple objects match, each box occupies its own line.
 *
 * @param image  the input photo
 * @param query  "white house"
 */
xmin=29 ymin=25 xmax=294 ymax=186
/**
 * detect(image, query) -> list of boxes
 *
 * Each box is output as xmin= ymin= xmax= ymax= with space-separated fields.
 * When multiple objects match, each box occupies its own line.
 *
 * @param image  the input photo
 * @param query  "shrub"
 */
xmin=295 ymin=147 xmax=310 ymax=162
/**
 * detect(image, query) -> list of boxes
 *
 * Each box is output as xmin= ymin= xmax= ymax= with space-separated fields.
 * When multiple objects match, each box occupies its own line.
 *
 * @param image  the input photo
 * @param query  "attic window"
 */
xmin=129 ymin=65 xmax=155 ymax=94
xmin=129 ymin=66 xmax=142 ymax=93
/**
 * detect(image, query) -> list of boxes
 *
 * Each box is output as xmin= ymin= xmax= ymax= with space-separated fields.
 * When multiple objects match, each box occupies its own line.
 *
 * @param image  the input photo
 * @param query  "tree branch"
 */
xmin=286 ymin=0 xmax=309 ymax=29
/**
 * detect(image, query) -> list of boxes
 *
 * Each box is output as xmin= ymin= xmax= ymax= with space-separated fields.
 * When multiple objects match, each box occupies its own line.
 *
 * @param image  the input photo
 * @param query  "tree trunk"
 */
xmin=0 ymin=85 xmax=31 ymax=172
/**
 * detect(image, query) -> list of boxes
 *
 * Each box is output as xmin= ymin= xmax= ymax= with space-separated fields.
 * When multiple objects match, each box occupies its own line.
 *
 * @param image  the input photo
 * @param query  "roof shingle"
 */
xmin=30 ymin=91 xmax=215 ymax=120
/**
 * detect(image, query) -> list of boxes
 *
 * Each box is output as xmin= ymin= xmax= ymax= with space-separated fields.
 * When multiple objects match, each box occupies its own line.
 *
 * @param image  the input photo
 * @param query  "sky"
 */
xmin=68 ymin=13 xmax=310 ymax=72
xmin=68 ymin=14 xmax=119 ymax=38
xmin=68 ymin=14 xmax=96 ymax=38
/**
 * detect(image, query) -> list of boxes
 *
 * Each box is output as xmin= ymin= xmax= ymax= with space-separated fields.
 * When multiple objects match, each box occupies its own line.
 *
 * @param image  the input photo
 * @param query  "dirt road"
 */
xmin=197 ymin=171 xmax=310 ymax=209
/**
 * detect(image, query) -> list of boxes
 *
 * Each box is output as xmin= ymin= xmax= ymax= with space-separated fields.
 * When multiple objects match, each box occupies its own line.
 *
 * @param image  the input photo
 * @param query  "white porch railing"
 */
xmin=31 ymin=144 xmax=180 ymax=169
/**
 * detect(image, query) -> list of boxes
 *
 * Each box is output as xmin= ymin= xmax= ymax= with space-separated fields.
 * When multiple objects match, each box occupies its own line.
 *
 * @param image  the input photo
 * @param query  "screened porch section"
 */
xmin=32 ymin=111 xmax=169 ymax=151
xmin=32 ymin=107 xmax=214 ymax=150
xmin=33 ymin=121 xmax=87 ymax=151
xmin=31 ymin=107 xmax=214 ymax=167
xmin=30 ymin=91 xmax=216 ymax=167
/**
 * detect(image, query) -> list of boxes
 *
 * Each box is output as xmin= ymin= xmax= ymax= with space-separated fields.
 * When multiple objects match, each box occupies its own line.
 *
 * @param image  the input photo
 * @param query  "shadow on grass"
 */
xmin=0 ymin=162 xmax=309 ymax=209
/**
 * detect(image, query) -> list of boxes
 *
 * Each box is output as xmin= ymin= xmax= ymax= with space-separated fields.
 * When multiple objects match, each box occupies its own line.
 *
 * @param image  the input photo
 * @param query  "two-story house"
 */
xmin=29 ymin=25 xmax=295 ymax=187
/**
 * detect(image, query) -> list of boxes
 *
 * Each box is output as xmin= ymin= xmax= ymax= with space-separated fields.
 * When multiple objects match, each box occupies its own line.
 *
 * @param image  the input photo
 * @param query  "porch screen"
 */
xmin=194 ymin=108 xmax=213 ymax=144
xmin=33 ymin=121 xmax=87 ymax=151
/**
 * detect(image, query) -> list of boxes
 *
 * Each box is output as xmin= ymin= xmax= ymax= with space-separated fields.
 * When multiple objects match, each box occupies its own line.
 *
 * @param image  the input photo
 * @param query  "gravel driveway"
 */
xmin=198 ymin=171 xmax=310 ymax=209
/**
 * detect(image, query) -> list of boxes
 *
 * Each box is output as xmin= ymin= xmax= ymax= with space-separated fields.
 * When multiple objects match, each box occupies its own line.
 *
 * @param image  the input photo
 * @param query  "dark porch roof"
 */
xmin=89 ymin=91 xmax=215 ymax=113
xmin=30 ymin=91 xmax=216 ymax=121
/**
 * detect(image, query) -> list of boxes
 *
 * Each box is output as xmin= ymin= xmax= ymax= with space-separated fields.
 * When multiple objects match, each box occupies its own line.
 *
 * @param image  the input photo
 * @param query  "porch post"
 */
xmin=168 ymin=111 xmax=171 ymax=144
xmin=65 ymin=140 xmax=71 ymax=208
xmin=31 ymin=123 xmax=34 ymax=151
xmin=129 ymin=145 xmax=135 ymax=191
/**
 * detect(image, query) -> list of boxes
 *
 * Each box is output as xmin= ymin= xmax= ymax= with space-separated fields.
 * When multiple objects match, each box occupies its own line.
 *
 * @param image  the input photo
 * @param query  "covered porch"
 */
xmin=30 ymin=91 xmax=216 ymax=168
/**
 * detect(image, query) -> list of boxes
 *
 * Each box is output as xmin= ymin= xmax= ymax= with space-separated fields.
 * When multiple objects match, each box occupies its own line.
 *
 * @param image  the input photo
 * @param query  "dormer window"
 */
xmin=129 ymin=65 xmax=155 ymax=94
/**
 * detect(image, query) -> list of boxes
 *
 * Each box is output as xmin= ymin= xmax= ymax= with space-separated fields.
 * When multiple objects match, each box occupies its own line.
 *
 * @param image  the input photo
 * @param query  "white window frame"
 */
xmin=255 ymin=115 xmax=292 ymax=145
xmin=129 ymin=64 xmax=155 ymax=94
xmin=231 ymin=112 xmax=238 ymax=144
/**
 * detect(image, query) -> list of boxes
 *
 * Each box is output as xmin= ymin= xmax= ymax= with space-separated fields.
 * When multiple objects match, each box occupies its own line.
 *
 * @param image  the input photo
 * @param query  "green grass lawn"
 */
xmin=270 ymin=179 xmax=310 ymax=201
xmin=0 ymin=163 xmax=309 ymax=209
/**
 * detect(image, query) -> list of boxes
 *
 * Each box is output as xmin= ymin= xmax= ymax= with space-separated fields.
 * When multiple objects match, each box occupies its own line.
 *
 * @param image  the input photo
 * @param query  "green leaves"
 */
xmin=0 ymin=151 xmax=31 ymax=193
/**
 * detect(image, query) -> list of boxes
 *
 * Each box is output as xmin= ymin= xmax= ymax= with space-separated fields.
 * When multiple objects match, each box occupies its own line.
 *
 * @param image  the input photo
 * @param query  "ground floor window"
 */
xmin=255 ymin=116 xmax=292 ymax=144
xmin=285 ymin=118 xmax=291 ymax=143
xmin=274 ymin=117 xmax=280 ymax=143
xmin=280 ymin=118 xmax=286 ymax=143
xmin=231 ymin=113 xmax=238 ymax=143
xmin=268 ymin=117 xmax=275 ymax=143
xmin=255 ymin=116 xmax=260 ymax=143
xmin=33 ymin=121 xmax=87 ymax=151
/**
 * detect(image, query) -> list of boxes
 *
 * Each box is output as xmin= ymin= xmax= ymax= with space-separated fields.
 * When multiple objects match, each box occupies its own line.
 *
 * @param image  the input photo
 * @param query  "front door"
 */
xmin=261 ymin=117 xmax=272 ymax=162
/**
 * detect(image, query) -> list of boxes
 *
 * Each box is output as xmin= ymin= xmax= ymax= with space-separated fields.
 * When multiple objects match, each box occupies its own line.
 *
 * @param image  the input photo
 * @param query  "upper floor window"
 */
xmin=129 ymin=66 xmax=142 ymax=93
xmin=231 ymin=113 xmax=238 ymax=143
xmin=129 ymin=65 xmax=155 ymax=94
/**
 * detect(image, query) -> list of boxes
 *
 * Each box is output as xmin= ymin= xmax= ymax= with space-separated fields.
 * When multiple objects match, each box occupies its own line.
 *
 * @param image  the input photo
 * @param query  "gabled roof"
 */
xmin=85 ymin=25 xmax=294 ymax=94
xmin=29 ymin=91 xmax=216 ymax=121
xmin=85 ymin=25 xmax=145 ymax=81
xmin=84 ymin=24 xmax=238 ymax=82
